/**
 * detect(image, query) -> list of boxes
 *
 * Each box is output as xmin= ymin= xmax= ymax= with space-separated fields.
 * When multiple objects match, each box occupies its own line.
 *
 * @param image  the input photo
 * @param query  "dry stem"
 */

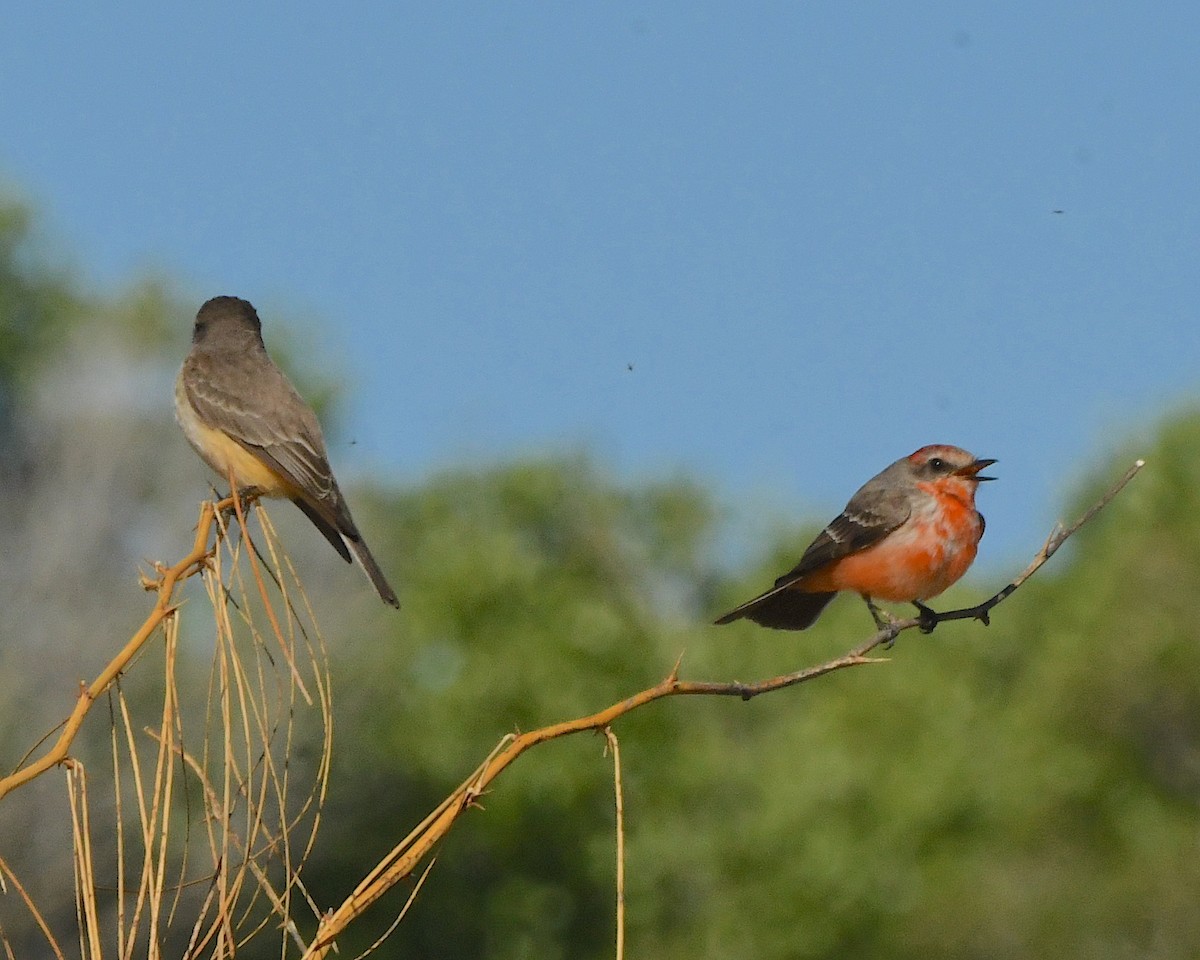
xmin=2 ymin=493 xmax=332 ymax=960
xmin=0 ymin=497 xmax=232 ymax=802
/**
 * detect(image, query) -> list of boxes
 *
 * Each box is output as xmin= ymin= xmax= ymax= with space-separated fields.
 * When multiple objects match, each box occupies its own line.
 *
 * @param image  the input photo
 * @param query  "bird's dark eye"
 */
xmin=928 ymin=457 xmax=946 ymax=470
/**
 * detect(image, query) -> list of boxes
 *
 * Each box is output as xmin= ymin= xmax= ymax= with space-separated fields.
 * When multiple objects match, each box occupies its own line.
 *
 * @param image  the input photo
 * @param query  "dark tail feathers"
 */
xmin=714 ymin=586 xmax=835 ymax=630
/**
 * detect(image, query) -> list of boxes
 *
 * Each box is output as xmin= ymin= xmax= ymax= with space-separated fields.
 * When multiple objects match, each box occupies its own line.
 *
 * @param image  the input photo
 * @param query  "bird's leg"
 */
xmin=223 ymin=466 xmax=246 ymax=541
xmin=222 ymin=466 xmax=242 ymax=514
xmin=222 ymin=469 xmax=264 ymax=542
xmin=218 ymin=472 xmax=263 ymax=518
xmin=862 ymin=595 xmax=901 ymax=649
xmin=864 ymin=595 xmax=889 ymax=629
xmin=913 ymin=601 xmax=939 ymax=634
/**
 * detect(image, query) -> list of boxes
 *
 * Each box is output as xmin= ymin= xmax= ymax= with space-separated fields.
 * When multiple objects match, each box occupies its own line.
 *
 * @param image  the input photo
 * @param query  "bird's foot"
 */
xmin=913 ymin=601 xmax=939 ymax=634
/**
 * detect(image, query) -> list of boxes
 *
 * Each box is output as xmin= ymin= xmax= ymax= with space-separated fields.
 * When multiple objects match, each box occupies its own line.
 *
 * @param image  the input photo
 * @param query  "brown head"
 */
xmin=191 ymin=296 xmax=266 ymax=349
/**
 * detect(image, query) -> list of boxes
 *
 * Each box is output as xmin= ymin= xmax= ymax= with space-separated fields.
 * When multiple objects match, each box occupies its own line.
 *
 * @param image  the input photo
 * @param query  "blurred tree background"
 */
xmin=1 ymin=192 xmax=1197 ymax=959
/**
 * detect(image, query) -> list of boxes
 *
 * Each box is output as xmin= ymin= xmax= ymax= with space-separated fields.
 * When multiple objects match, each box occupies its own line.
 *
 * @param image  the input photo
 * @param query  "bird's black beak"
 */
xmin=956 ymin=458 xmax=997 ymax=482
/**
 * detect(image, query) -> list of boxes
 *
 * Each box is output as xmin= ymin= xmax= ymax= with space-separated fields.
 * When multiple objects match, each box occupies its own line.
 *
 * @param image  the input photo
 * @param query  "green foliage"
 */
xmin=0 ymin=198 xmax=82 ymax=421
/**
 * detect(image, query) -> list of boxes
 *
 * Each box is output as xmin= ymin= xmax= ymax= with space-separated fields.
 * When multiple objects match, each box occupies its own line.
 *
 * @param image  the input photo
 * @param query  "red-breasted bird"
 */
xmin=714 ymin=445 xmax=995 ymax=630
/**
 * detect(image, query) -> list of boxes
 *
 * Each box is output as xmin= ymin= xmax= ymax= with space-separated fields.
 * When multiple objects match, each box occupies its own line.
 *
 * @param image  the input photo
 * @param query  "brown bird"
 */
xmin=715 ymin=445 xmax=994 ymax=630
xmin=175 ymin=296 xmax=399 ymax=607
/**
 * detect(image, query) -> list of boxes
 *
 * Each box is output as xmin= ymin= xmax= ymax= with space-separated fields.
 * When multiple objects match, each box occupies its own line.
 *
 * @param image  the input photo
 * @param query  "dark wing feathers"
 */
xmin=183 ymin=345 xmax=400 ymax=609
xmin=292 ymin=497 xmax=354 ymax=563
xmin=773 ymin=492 xmax=910 ymax=589
xmin=184 ymin=351 xmax=353 ymax=532
xmin=713 ymin=487 xmax=912 ymax=630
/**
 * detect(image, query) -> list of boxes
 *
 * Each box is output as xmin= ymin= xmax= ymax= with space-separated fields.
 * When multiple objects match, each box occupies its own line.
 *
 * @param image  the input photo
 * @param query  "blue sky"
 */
xmin=3 ymin=2 xmax=1197 ymax=568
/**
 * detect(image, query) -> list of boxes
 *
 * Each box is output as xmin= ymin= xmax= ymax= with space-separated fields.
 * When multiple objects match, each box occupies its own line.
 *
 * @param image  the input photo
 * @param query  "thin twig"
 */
xmin=226 ymin=473 xmax=314 ymax=706
xmin=0 ymin=497 xmax=232 ymax=802
xmin=353 ymin=858 xmax=438 ymax=960
xmin=0 ymin=855 xmax=67 ymax=960
xmin=603 ymin=729 xmax=625 ymax=960
xmin=904 ymin=457 xmax=1146 ymax=632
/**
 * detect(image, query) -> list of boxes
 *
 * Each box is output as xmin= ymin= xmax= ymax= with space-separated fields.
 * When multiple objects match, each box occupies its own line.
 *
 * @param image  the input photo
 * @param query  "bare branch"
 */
xmin=0 ymin=497 xmax=236 ymax=802
xmin=604 ymin=728 xmax=625 ymax=960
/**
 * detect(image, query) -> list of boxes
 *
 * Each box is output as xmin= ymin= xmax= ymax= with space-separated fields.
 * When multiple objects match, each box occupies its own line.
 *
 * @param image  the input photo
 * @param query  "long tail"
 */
xmin=714 ymin=584 xmax=835 ymax=630
xmin=345 ymin=534 xmax=401 ymax=608
xmin=293 ymin=498 xmax=400 ymax=608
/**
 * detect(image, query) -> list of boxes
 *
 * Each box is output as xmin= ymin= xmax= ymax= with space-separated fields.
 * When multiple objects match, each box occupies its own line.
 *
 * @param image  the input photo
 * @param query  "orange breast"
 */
xmin=798 ymin=493 xmax=983 ymax=602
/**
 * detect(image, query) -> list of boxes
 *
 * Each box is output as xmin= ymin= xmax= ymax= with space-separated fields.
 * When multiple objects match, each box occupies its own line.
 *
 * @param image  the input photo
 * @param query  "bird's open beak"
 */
xmin=956 ymin=458 xmax=997 ymax=482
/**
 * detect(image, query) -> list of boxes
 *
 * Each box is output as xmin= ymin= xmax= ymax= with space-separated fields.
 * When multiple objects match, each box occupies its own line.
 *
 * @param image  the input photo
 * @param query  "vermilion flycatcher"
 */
xmin=714 ymin=445 xmax=995 ymax=630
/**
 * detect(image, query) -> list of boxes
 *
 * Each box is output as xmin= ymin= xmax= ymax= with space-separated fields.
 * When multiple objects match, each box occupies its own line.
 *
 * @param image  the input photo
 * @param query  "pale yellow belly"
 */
xmin=175 ymin=375 xmax=292 ymax=497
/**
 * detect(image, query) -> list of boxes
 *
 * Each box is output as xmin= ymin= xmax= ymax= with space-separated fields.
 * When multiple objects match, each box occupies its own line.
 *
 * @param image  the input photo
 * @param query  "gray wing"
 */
xmin=713 ymin=487 xmax=911 ymax=628
xmin=183 ymin=351 xmax=350 ymax=529
xmin=183 ymin=348 xmax=400 ymax=608
xmin=771 ymin=489 xmax=911 ymax=589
